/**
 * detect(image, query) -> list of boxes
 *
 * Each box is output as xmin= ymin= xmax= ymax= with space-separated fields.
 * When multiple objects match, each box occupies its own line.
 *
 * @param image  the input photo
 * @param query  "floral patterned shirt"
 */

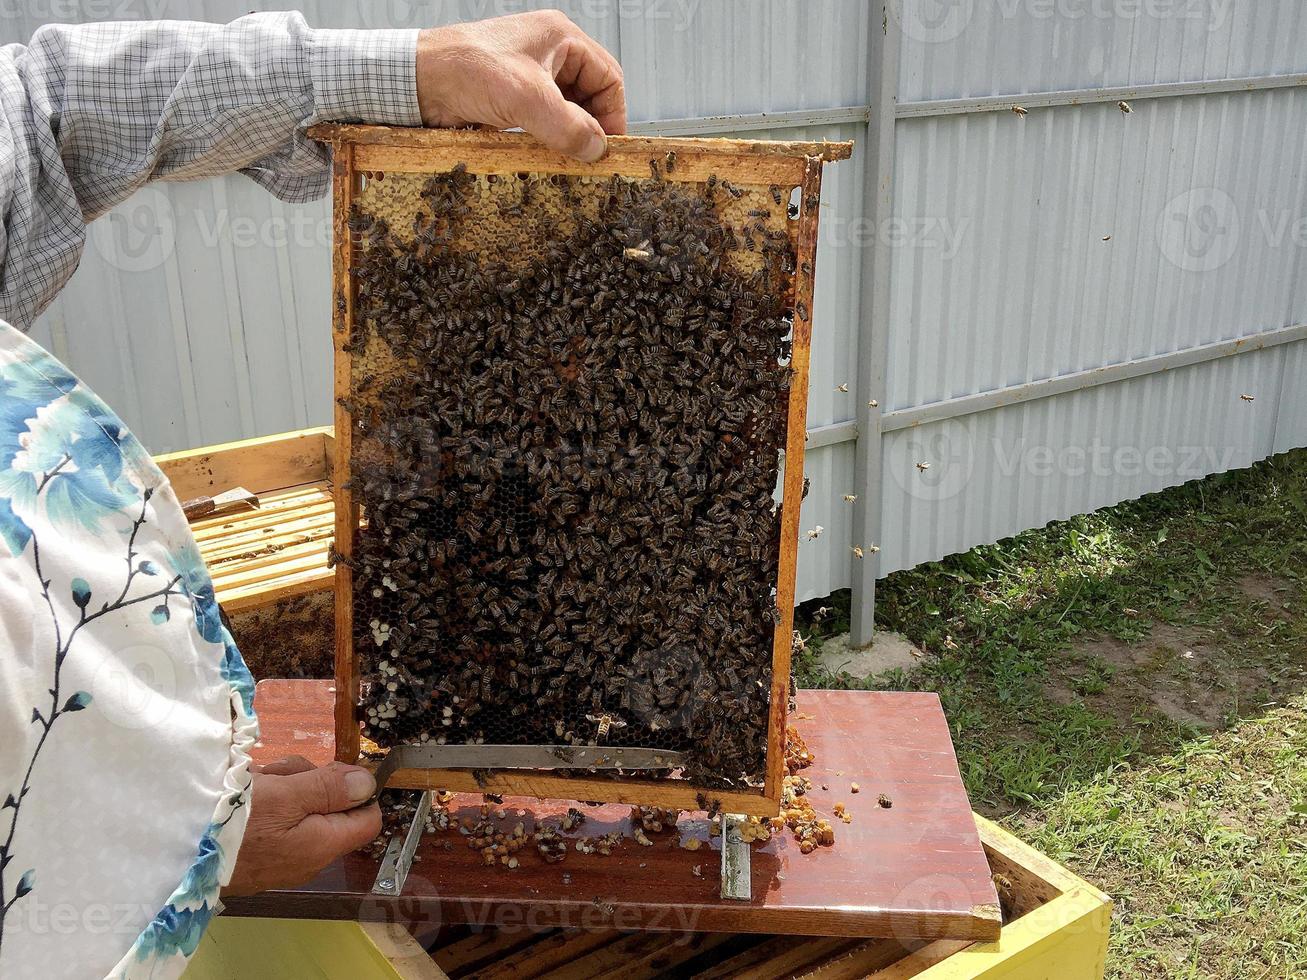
xmin=0 ymin=13 xmax=419 ymax=978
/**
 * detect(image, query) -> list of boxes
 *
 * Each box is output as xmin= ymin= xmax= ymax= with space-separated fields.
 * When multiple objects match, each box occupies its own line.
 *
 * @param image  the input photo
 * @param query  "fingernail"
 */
xmin=344 ymin=769 xmax=376 ymax=803
xmin=581 ymin=133 xmax=606 ymax=163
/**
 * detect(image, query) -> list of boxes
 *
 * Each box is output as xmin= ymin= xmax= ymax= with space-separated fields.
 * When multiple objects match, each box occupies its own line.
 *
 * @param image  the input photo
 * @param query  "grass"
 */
xmin=794 ymin=448 xmax=1307 ymax=979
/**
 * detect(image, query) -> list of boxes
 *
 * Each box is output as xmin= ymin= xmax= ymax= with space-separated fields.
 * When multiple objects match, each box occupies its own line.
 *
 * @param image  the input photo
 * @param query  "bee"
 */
xmin=664 ymin=150 xmax=677 ymax=173
xmin=769 ymin=184 xmax=783 ymax=205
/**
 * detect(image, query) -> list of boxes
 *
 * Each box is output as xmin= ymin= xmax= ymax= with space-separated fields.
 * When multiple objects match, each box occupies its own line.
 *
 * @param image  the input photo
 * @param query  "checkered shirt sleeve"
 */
xmin=0 ymin=12 xmax=420 ymax=329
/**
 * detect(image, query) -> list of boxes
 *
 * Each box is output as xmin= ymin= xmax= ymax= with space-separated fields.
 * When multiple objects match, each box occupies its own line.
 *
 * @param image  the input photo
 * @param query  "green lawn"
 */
xmin=794 ymin=449 xmax=1307 ymax=979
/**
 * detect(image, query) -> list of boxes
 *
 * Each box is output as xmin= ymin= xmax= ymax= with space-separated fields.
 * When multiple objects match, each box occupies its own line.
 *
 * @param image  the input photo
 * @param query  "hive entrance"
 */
xmin=317 ymin=126 xmax=851 ymax=814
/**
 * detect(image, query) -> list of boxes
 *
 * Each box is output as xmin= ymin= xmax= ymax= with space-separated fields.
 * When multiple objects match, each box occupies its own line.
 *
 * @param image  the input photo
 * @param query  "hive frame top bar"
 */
xmin=308 ymin=123 xmax=854 ymax=164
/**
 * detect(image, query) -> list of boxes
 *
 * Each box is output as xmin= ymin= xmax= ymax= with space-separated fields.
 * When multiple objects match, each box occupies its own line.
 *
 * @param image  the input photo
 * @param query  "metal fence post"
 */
xmin=849 ymin=4 xmax=901 ymax=647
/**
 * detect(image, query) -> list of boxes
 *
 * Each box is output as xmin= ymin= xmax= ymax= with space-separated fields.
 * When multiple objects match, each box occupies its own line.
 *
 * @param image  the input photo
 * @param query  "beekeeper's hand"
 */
xmin=416 ymin=10 xmax=626 ymax=163
xmin=222 ymin=756 xmax=381 ymax=896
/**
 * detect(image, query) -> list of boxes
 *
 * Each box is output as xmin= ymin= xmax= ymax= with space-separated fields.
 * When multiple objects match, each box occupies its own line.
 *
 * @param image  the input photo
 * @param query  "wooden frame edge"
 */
xmin=763 ymin=155 xmax=824 ymax=802
xmin=380 ymin=767 xmax=774 ymax=818
xmin=308 ymin=123 xmax=853 ymax=162
xmin=157 ymin=426 xmax=333 ymax=500
xmin=326 ymin=131 xmax=843 ymax=812
xmin=332 ymin=141 xmax=362 ymax=765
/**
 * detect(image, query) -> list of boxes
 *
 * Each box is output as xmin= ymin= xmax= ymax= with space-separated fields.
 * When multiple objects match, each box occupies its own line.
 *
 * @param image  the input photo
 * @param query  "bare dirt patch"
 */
xmin=1233 ymin=574 xmax=1295 ymax=619
xmin=1046 ymin=601 xmax=1298 ymax=734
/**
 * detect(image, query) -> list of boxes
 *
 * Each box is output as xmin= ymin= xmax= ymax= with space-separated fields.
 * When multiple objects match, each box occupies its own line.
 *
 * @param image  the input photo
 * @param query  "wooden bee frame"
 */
xmin=312 ymin=125 xmax=851 ymax=817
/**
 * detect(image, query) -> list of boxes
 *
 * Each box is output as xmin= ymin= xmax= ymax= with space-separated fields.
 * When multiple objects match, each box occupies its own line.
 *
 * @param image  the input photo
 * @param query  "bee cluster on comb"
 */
xmin=333 ymin=136 xmax=829 ymax=797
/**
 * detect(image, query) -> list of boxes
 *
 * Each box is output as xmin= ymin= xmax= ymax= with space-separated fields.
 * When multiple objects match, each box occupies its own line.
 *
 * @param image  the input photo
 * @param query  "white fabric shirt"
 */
xmin=0 ymin=13 xmax=420 ymax=977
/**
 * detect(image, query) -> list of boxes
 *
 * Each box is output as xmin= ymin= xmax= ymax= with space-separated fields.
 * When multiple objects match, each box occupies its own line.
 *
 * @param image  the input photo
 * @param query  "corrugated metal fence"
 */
xmin=7 ymin=1 xmax=1306 ymax=640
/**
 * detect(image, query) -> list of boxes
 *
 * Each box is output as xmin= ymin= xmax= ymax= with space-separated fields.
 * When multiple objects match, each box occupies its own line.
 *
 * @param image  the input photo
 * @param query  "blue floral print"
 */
xmin=0 ymin=327 xmax=258 ymax=979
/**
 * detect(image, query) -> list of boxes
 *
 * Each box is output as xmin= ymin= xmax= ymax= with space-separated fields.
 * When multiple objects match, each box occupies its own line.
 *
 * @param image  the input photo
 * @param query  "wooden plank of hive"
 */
xmin=690 ymin=935 xmax=864 ymax=979
xmin=356 ymin=922 xmax=452 ymax=980
xmin=531 ymin=930 xmax=735 ymax=980
xmin=792 ymin=938 xmax=944 ymax=979
xmin=431 ymin=927 xmax=555 ymax=976
xmin=862 ymin=941 xmax=971 ymax=978
xmin=464 ymin=929 xmax=628 ymax=980
xmin=154 ymin=425 xmax=332 ymax=500
xmin=157 ymin=432 xmax=337 ymax=618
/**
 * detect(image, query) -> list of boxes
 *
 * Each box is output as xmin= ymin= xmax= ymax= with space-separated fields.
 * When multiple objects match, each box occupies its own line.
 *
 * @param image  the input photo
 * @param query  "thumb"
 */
xmin=282 ymin=762 xmax=376 ymax=816
xmin=299 ymin=804 xmax=384 ymax=862
xmin=518 ymin=75 xmax=607 ymax=162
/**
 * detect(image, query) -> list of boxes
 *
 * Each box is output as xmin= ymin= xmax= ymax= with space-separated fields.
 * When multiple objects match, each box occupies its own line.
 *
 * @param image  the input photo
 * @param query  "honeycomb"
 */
xmin=340 ymin=154 xmax=806 ymax=789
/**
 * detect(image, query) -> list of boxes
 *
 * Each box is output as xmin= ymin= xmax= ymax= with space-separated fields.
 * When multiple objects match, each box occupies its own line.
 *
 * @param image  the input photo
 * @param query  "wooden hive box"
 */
xmin=311 ymin=125 xmax=853 ymax=814
xmin=162 ymin=429 xmax=1110 ymax=979
xmin=155 ymin=427 xmax=338 ymax=679
xmin=187 ymin=817 xmax=1110 ymax=980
